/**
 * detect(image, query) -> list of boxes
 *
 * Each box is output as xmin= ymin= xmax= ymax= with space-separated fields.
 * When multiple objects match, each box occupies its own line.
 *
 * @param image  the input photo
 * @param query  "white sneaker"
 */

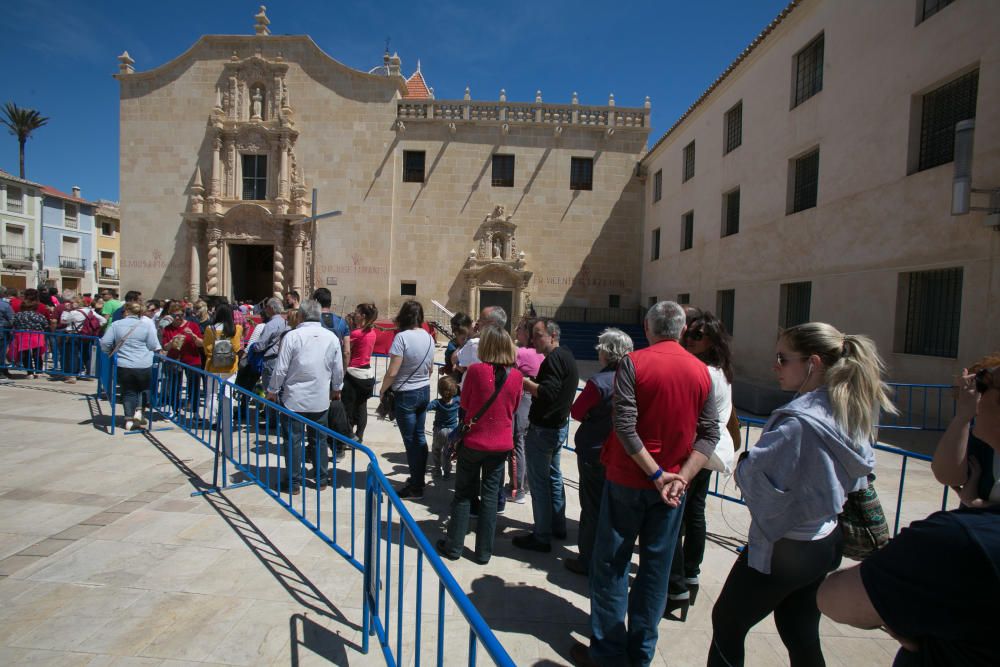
xmin=124 ymin=419 xmax=135 ymax=431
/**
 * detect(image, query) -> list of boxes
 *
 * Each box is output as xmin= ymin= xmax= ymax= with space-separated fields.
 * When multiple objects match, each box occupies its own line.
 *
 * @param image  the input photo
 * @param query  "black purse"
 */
xmin=445 ymin=366 xmax=508 ymax=461
xmin=376 ymin=336 xmax=433 ymax=421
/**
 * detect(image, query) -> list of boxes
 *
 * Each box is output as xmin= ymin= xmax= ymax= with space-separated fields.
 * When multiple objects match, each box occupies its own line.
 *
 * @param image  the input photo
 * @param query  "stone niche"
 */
xmin=462 ymin=205 xmax=533 ymax=322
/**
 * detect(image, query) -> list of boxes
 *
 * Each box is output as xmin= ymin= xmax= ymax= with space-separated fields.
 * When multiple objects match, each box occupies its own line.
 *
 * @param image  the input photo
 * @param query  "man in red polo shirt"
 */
xmin=572 ymin=300 xmax=719 ymax=667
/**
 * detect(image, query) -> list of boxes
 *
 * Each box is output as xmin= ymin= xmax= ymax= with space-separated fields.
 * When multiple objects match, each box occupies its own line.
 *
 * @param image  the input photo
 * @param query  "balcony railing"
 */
xmin=397 ymin=98 xmax=650 ymax=130
xmin=59 ymin=256 xmax=86 ymax=271
xmin=6 ymin=197 xmax=23 ymax=213
xmin=0 ymin=245 xmax=34 ymax=262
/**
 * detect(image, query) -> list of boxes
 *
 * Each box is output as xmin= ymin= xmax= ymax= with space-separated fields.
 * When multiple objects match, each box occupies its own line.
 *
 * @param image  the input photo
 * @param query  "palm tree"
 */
xmin=1 ymin=102 xmax=49 ymax=179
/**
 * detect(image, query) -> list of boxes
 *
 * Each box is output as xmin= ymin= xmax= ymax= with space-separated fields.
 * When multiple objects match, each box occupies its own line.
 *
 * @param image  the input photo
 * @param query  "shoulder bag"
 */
xmin=376 ymin=333 xmax=433 ymax=421
xmin=445 ymin=366 xmax=508 ymax=461
xmin=838 ymin=472 xmax=890 ymax=560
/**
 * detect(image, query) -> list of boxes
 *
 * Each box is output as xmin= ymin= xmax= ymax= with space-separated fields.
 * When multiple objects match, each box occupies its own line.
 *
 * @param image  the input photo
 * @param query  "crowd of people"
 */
xmin=2 ymin=283 xmax=997 ymax=666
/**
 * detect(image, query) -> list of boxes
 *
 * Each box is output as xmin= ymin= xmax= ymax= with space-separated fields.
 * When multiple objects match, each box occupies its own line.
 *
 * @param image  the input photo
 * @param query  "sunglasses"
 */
xmin=685 ymin=330 xmax=705 ymax=342
xmin=776 ymin=353 xmax=810 ymax=367
xmin=975 ymin=367 xmax=998 ymax=394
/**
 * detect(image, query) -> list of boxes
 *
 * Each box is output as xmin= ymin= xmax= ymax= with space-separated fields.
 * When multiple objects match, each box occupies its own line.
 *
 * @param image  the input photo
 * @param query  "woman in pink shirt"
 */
xmin=436 ymin=326 xmax=523 ymax=564
xmin=343 ymin=303 xmax=379 ymax=442
xmin=509 ymin=317 xmax=544 ymax=503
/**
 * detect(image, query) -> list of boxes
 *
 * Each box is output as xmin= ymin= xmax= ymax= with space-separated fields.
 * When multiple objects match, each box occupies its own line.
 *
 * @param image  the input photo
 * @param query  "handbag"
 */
xmin=445 ymin=366 xmax=508 ymax=461
xmin=376 ymin=334 xmax=433 ymax=421
xmin=838 ymin=473 xmax=890 ymax=560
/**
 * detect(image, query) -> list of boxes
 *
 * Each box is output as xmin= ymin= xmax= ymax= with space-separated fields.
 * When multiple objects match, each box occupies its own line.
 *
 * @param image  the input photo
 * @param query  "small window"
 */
xmin=101 ymin=221 xmax=114 ymax=237
xmin=717 ymin=289 xmax=735 ymax=335
xmin=919 ymin=0 xmax=954 ymax=23
xmin=570 ymin=157 xmax=593 ymax=191
xmin=5 ymin=225 xmax=25 ymax=251
xmin=492 ymin=154 xmax=515 ymax=187
xmin=403 ymin=151 xmax=425 ymax=183
xmin=898 ymin=268 xmax=962 ymax=357
xmin=793 ymin=34 xmax=824 ymax=108
xmin=724 ymin=102 xmax=743 ymax=154
xmin=722 ymin=188 xmax=741 ymax=237
xmin=608 ymin=294 xmax=621 ymax=309
xmin=789 ymin=149 xmax=820 ymax=214
xmin=653 ymin=169 xmax=663 ymax=203
xmin=241 ymin=154 xmax=268 ymax=200
xmin=780 ymin=282 xmax=812 ymax=328
xmin=648 ymin=296 xmax=658 ymax=308
xmin=682 ymin=141 xmax=695 ymax=182
xmin=6 ymin=186 xmax=23 ymax=213
xmin=64 ymin=203 xmax=78 ymax=221
xmin=916 ymin=69 xmax=979 ymax=172
xmin=677 ymin=293 xmax=690 ymax=305
xmin=681 ymin=211 xmax=694 ymax=251
xmin=400 ymin=281 xmax=417 ymax=296
xmin=651 ymin=228 xmax=661 ymax=261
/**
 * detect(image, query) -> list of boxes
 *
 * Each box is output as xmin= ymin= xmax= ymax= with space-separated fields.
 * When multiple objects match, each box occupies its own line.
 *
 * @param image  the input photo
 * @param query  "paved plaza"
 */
xmin=0 ymin=367 xmax=946 ymax=666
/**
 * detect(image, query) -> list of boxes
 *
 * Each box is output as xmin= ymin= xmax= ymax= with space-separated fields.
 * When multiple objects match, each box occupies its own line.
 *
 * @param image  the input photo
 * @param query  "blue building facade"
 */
xmin=41 ymin=186 xmax=96 ymax=294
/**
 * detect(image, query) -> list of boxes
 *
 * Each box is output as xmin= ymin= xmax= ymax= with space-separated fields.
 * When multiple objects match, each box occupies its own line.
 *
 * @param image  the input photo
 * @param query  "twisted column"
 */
xmin=272 ymin=237 xmax=285 ymax=298
xmin=206 ymin=227 xmax=221 ymax=295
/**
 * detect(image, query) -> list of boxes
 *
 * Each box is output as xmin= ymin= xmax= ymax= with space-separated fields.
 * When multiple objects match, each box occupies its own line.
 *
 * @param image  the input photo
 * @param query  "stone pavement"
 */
xmin=0 ymin=371 xmax=940 ymax=666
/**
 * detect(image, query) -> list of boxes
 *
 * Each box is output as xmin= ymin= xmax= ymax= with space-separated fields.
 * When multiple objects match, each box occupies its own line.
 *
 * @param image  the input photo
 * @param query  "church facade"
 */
xmin=116 ymin=8 xmax=650 ymax=323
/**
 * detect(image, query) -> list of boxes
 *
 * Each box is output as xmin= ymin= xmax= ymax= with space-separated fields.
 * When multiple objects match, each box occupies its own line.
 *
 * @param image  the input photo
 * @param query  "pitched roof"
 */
xmin=0 ymin=169 xmax=43 ymax=189
xmin=643 ymin=0 xmax=802 ymax=163
xmin=403 ymin=63 xmax=432 ymax=99
xmin=40 ymin=185 xmax=93 ymax=206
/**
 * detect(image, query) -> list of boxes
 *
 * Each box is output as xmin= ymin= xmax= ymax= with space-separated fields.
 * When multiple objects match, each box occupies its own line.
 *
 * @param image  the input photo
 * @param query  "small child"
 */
xmin=443 ymin=323 xmax=470 ymax=379
xmin=428 ymin=375 xmax=460 ymax=479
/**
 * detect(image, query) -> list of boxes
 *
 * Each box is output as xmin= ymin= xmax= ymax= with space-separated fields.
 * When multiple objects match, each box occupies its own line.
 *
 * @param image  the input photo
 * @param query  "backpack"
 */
xmin=79 ymin=310 xmax=103 ymax=337
xmin=211 ymin=325 xmax=236 ymax=368
xmin=321 ymin=312 xmax=349 ymax=342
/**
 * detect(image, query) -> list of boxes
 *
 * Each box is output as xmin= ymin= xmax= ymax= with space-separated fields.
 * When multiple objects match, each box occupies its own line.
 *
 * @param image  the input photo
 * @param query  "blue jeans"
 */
xmin=589 ymin=480 xmax=685 ymax=667
xmin=283 ymin=409 xmax=328 ymax=484
xmin=525 ymin=422 xmax=568 ymax=543
xmin=394 ymin=385 xmax=430 ymax=488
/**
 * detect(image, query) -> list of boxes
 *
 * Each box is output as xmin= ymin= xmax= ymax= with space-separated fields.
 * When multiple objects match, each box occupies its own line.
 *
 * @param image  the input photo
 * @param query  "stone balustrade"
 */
xmin=397 ymin=98 xmax=649 ymax=130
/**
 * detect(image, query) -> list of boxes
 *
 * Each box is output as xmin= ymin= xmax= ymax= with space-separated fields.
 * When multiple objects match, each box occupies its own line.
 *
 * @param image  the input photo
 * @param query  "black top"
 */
xmin=860 ymin=505 xmax=1000 ymax=666
xmin=574 ymin=366 xmax=615 ymax=461
xmin=528 ymin=345 xmax=579 ymax=429
xmin=968 ymin=433 xmax=996 ymax=502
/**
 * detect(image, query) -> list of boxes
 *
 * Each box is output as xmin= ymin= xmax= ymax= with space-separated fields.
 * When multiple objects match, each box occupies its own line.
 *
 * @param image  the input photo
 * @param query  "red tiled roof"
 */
xmin=40 ymin=184 xmax=93 ymax=206
xmin=403 ymin=67 xmax=432 ymax=100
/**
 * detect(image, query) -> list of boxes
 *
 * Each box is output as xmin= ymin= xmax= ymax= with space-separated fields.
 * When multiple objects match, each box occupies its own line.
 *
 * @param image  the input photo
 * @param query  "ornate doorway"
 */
xmin=462 ymin=205 xmax=532 ymax=323
xmin=228 ymin=243 xmax=274 ymax=303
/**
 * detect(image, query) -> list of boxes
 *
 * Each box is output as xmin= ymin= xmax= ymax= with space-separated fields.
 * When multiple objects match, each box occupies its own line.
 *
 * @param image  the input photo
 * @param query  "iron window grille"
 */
xmin=917 ymin=69 xmax=979 ymax=172
xmin=724 ymin=102 xmax=743 ymax=154
xmin=653 ymin=169 xmax=663 ymax=202
xmin=59 ymin=256 xmax=85 ymax=271
xmin=681 ymin=211 xmax=694 ymax=251
xmin=651 ymin=228 xmax=661 ymax=261
xmin=919 ymin=0 xmax=954 ymax=23
xmin=723 ymin=188 xmax=741 ymax=237
xmin=403 ymin=151 xmax=425 ymax=183
xmin=400 ymin=282 xmax=417 ymax=296
xmin=6 ymin=187 xmax=23 ymax=213
xmin=570 ymin=157 xmax=593 ymax=191
xmin=241 ymin=154 xmax=268 ymax=200
xmin=491 ymin=154 xmax=515 ymax=187
xmin=791 ymin=149 xmax=820 ymax=213
xmin=780 ymin=282 xmax=812 ymax=328
xmin=793 ymin=34 xmax=824 ymax=108
xmin=682 ymin=142 xmax=696 ymax=182
xmin=0 ymin=245 xmax=33 ymax=262
xmin=903 ymin=268 xmax=962 ymax=358
xmin=608 ymin=294 xmax=621 ymax=309
xmin=717 ymin=289 xmax=735 ymax=335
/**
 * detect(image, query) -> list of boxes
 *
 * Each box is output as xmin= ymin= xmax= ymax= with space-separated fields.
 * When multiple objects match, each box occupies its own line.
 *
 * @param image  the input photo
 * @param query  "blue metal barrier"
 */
xmin=0 ymin=328 xmax=104 ymax=381
xmin=143 ymin=355 xmax=513 ymax=667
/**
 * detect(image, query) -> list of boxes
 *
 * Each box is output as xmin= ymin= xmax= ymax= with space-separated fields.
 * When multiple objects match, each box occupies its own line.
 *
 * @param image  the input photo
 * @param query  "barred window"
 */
xmin=403 ymin=151 xmax=425 ymax=183
xmin=653 ymin=169 xmax=663 ymax=203
xmin=241 ymin=154 xmax=268 ymax=200
xmin=780 ymin=282 xmax=812 ymax=328
xmin=492 ymin=154 xmax=514 ymax=187
xmin=400 ymin=281 xmax=417 ymax=296
xmin=6 ymin=186 xmax=23 ymax=213
xmin=917 ymin=69 xmax=979 ymax=172
xmin=724 ymin=102 xmax=743 ymax=154
xmin=793 ymin=34 xmax=824 ymax=108
xmin=723 ymin=188 xmax=740 ymax=237
xmin=681 ymin=211 xmax=694 ymax=251
xmin=717 ymin=289 xmax=735 ymax=335
xmin=682 ymin=142 xmax=695 ymax=182
xmin=677 ymin=293 xmax=690 ymax=305
xmin=790 ymin=149 xmax=820 ymax=214
xmin=651 ymin=228 xmax=661 ymax=261
xmin=901 ymin=268 xmax=962 ymax=358
xmin=919 ymin=0 xmax=954 ymax=23
xmin=570 ymin=157 xmax=593 ymax=191
xmin=608 ymin=294 xmax=621 ymax=309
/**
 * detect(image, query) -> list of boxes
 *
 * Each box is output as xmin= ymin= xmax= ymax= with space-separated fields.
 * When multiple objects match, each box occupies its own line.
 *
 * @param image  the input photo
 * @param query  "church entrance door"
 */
xmin=229 ymin=244 xmax=274 ymax=303
xmin=478 ymin=289 xmax=513 ymax=332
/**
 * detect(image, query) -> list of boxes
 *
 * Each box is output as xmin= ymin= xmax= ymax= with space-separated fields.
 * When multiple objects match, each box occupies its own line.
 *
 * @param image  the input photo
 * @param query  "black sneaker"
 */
xmin=512 ymin=533 xmax=551 ymax=553
xmin=397 ymin=484 xmax=424 ymax=500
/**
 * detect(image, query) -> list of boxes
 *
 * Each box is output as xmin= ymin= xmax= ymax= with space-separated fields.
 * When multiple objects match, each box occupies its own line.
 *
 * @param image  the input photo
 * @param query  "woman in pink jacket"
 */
xmin=436 ymin=326 xmax=523 ymax=564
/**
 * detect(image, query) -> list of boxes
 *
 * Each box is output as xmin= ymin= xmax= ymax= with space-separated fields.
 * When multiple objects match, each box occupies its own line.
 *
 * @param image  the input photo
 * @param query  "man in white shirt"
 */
xmin=266 ymin=299 xmax=344 ymax=489
xmin=454 ymin=305 xmax=508 ymax=379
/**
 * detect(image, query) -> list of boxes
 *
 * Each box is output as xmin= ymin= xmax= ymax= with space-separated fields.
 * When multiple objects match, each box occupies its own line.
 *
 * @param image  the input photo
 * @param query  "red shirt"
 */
xmin=459 ymin=363 xmax=523 ymax=453
xmin=161 ymin=320 xmax=203 ymax=367
xmin=570 ymin=380 xmax=602 ymax=422
xmin=9 ymin=297 xmax=21 ymax=313
xmin=348 ymin=327 xmax=377 ymax=367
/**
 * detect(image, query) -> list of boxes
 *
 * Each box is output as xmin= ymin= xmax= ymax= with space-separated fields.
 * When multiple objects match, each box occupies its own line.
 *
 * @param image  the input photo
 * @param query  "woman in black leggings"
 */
xmin=341 ymin=303 xmax=378 ymax=442
xmin=708 ymin=322 xmax=896 ymax=666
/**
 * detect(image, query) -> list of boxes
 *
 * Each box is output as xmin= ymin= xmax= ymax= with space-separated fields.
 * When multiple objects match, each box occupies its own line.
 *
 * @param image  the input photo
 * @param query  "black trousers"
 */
xmin=709 ymin=531 xmax=843 ymax=667
xmin=576 ymin=456 xmax=605 ymax=568
xmin=342 ymin=372 xmax=376 ymax=440
xmin=668 ymin=467 xmax=712 ymax=596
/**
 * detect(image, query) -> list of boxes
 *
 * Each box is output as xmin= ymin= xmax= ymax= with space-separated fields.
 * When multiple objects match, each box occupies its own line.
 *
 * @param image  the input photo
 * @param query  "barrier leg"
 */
xmin=192 ymin=378 xmax=252 ymax=497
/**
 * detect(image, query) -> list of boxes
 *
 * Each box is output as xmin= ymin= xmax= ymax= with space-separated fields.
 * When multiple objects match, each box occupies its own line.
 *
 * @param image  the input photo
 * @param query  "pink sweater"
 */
xmin=459 ymin=363 xmax=523 ymax=452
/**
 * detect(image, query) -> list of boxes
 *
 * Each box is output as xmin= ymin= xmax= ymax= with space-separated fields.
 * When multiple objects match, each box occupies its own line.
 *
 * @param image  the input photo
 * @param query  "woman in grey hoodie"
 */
xmin=707 ymin=322 xmax=896 ymax=667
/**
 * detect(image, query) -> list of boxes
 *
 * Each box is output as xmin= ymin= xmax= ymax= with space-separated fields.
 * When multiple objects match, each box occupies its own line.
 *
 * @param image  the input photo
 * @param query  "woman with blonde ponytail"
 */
xmin=708 ymin=322 xmax=896 ymax=667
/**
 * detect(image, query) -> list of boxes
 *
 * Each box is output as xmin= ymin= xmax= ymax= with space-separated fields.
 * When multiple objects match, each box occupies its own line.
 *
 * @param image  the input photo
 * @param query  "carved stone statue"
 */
xmin=252 ymin=88 xmax=263 ymax=119
xmin=492 ymin=235 xmax=503 ymax=259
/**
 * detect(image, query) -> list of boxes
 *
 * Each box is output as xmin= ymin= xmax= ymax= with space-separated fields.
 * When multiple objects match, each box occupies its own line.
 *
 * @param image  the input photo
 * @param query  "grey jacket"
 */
xmin=735 ymin=388 xmax=874 ymax=574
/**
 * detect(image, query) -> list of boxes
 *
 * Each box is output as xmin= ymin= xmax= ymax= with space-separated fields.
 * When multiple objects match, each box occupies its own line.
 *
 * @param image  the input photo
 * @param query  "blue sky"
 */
xmin=1 ymin=0 xmax=789 ymax=202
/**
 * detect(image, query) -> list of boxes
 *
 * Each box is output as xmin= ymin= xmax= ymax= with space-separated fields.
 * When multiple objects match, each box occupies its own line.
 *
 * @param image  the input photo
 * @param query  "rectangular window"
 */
xmin=653 ymin=169 xmax=663 ymax=203
xmin=403 ymin=150 xmax=425 ymax=183
xmin=722 ymin=188 xmax=741 ymax=237
xmin=790 ymin=149 xmax=820 ymax=213
xmin=651 ymin=228 xmax=661 ymax=261
xmin=917 ymin=69 xmax=979 ymax=172
xmin=919 ymin=0 xmax=954 ymax=23
xmin=793 ymin=34 xmax=824 ymax=108
xmin=780 ymin=282 xmax=812 ymax=328
xmin=64 ymin=203 xmax=79 ymax=229
xmin=677 ymin=293 xmax=690 ymax=305
xmin=717 ymin=289 xmax=735 ymax=335
xmin=241 ymin=154 xmax=268 ymax=200
xmin=724 ymin=102 xmax=743 ymax=154
xmin=400 ymin=281 xmax=417 ymax=296
xmin=6 ymin=225 xmax=25 ymax=249
xmin=608 ymin=294 xmax=621 ymax=309
xmin=682 ymin=141 xmax=696 ymax=182
xmin=900 ymin=268 xmax=963 ymax=357
xmin=100 ymin=251 xmax=116 ymax=278
xmin=570 ymin=157 xmax=593 ymax=191
xmin=101 ymin=221 xmax=114 ymax=237
xmin=681 ymin=211 xmax=694 ymax=251
xmin=491 ymin=154 xmax=514 ymax=187
xmin=6 ymin=186 xmax=23 ymax=213
xmin=648 ymin=296 xmax=658 ymax=308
